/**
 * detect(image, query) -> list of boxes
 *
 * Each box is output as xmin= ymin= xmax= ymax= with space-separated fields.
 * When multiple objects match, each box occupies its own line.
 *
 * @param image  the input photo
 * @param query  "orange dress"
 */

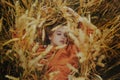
xmin=37 ymin=44 xmax=79 ymax=80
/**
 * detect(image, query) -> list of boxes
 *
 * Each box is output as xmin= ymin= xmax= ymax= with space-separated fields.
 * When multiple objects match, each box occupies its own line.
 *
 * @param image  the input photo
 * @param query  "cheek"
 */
xmin=54 ymin=35 xmax=61 ymax=42
xmin=51 ymin=35 xmax=59 ymax=42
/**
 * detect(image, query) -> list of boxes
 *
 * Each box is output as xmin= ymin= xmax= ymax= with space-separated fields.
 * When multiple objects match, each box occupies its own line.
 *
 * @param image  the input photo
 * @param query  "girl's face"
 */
xmin=49 ymin=26 xmax=67 ymax=46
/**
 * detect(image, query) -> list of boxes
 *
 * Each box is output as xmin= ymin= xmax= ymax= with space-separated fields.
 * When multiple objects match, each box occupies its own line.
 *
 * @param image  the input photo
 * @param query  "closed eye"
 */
xmin=56 ymin=31 xmax=62 ymax=35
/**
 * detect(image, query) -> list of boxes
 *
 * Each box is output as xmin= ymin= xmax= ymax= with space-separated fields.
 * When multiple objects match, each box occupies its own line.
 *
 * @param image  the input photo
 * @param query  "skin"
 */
xmin=49 ymin=26 xmax=68 ymax=46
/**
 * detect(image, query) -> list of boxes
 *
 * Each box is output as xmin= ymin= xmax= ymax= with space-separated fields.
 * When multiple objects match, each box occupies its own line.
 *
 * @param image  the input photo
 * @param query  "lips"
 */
xmin=60 ymin=40 xmax=65 ymax=44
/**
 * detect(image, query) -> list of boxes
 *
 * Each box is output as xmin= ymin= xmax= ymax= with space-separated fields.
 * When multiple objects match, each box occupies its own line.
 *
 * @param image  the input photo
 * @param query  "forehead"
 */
xmin=55 ymin=26 xmax=67 ymax=33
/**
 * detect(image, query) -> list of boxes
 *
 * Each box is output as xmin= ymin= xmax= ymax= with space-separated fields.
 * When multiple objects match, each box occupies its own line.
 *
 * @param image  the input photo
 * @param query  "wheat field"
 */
xmin=0 ymin=0 xmax=120 ymax=80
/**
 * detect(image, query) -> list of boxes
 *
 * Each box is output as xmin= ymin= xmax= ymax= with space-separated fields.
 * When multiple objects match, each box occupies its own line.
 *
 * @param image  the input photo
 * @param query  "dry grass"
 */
xmin=0 ymin=0 xmax=120 ymax=80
